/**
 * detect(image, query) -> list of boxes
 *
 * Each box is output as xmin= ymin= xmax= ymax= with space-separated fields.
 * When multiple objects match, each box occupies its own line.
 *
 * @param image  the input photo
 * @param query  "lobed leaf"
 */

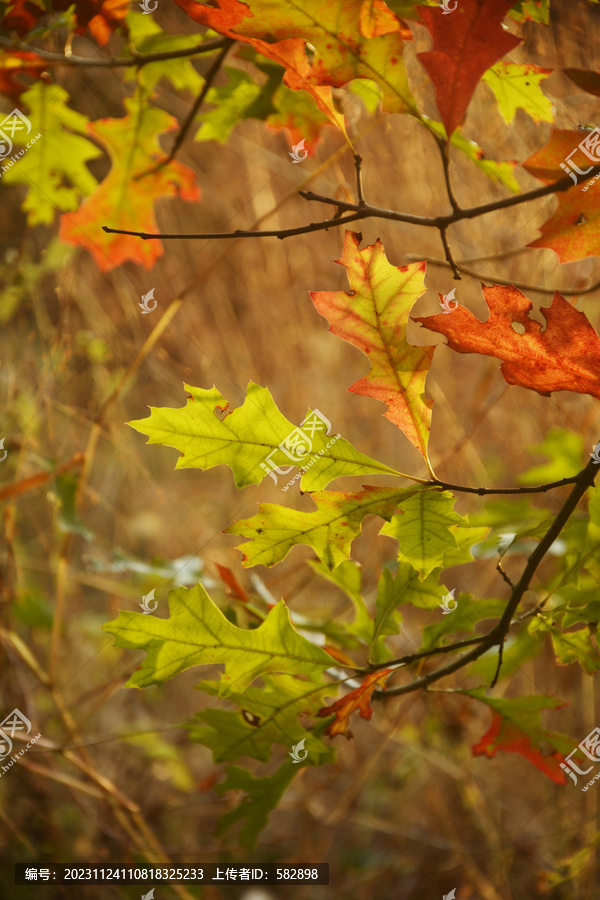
xmin=310 ymin=231 xmax=433 ymax=458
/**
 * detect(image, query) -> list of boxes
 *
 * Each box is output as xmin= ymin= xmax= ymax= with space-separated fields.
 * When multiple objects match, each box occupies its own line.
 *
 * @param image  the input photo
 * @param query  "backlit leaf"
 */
xmin=128 ymin=381 xmax=401 ymax=491
xmin=413 ymin=284 xmax=600 ymax=401
xmin=103 ymin=582 xmax=334 ymax=693
xmin=226 ymin=486 xmax=430 ymax=569
xmin=380 ymin=489 xmax=463 ymax=577
xmin=317 ymin=669 xmax=393 ymax=737
xmin=60 ymin=93 xmax=200 ymax=271
xmin=417 ymin=0 xmax=521 ymax=137
xmin=310 ymin=231 xmax=432 ymax=458
xmin=482 ymin=61 xmax=553 ymax=124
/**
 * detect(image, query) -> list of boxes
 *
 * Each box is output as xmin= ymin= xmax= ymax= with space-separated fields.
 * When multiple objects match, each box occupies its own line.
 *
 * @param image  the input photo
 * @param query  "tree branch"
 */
xmin=0 ymin=35 xmax=231 ymax=68
xmin=102 ymin=164 xmax=600 ymax=240
xmin=372 ymin=453 xmax=599 ymax=698
xmin=136 ymin=38 xmax=235 ymax=179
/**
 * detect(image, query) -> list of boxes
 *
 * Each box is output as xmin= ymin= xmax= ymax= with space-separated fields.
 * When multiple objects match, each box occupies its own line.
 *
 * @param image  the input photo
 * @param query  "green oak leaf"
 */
xmin=102 ymin=582 xmax=334 ymax=694
xmin=519 ymin=427 xmax=585 ymax=486
xmin=196 ymin=66 xmax=282 ymax=143
xmin=423 ymin=117 xmax=520 ymax=192
xmin=225 ymin=486 xmax=432 ymax=569
xmin=371 ymin=563 xmax=444 ymax=661
xmin=125 ymin=12 xmax=204 ymax=92
xmin=187 ymin=674 xmax=335 ymax=764
xmin=380 ymin=490 xmax=463 ymax=578
xmin=2 ymin=82 xmax=101 ymax=225
xmin=307 ymin=559 xmax=372 ymax=643
xmin=215 ymin=763 xmax=296 ymax=848
xmin=128 ymin=382 xmax=400 ymax=491
xmin=552 ymin=628 xmax=600 ymax=674
xmin=421 ymin=597 xmax=506 ymax=652
xmin=482 ymin=61 xmax=553 ymax=125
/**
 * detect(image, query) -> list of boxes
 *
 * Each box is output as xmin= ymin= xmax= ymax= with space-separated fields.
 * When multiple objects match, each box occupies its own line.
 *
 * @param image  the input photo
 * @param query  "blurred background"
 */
xmin=2 ymin=0 xmax=600 ymax=897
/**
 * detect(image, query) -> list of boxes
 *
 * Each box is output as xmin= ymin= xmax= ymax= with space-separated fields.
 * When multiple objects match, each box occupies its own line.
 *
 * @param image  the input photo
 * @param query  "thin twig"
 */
xmin=354 ymin=153 xmax=366 ymax=206
xmin=102 ymin=165 xmax=600 ymax=241
xmin=373 ymin=453 xmax=600 ymax=698
xmin=439 ymin=225 xmax=460 ymax=279
xmin=137 ymin=38 xmax=235 ymax=179
xmin=0 ymin=35 xmax=231 ymax=67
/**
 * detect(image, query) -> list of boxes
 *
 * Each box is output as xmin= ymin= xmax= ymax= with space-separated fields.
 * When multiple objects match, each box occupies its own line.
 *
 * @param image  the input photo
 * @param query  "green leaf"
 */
xmin=380 ymin=490 xmax=463 ymax=578
xmin=583 ymin=485 xmax=600 ymax=579
xmin=482 ymin=61 xmax=553 ymax=125
xmin=2 ymin=82 xmax=101 ymax=224
xmin=187 ymin=674 xmax=335 ymax=764
xmin=552 ymin=628 xmax=600 ymax=674
xmin=423 ymin=117 xmax=521 ymax=193
xmin=441 ymin=523 xmax=491 ymax=568
xmin=371 ymin=563 xmax=444 ymax=659
xmin=128 ymin=381 xmax=401 ymax=491
xmin=196 ymin=66 xmax=281 ymax=143
xmin=519 ymin=427 xmax=585 ymax=486
xmin=102 ymin=583 xmax=334 ymax=693
xmin=125 ymin=13 xmax=205 ymax=93
xmin=215 ymin=763 xmax=297 ymax=848
xmin=420 ymin=597 xmax=506 ymax=651
xmin=226 ymin=486 xmax=428 ymax=569
xmin=307 ymin=559 xmax=372 ymax=642
xmin=508 ymin=0 xmax=549 ymax=24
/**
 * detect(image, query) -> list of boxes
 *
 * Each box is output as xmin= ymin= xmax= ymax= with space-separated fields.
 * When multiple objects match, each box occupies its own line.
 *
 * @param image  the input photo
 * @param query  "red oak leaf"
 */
xmin=317 ymin=669 xmax=392 ymax=738
xmin=413 ymin=283 xmax=600 ymax=401
xmin=473 ymin=713 xmax=567 ymax=784
xmin=0 ymin=51 xmax=48 ymax=102
xmin=523 ymin=129 xmax=600 ymax=262
xmin=417 ymin=0 xmax=521 ymax=136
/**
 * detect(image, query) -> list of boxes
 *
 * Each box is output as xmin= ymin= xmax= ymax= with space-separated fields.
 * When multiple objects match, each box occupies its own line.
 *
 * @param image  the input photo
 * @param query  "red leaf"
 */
xmin=413 ymin=283 xmax=600 ymax=401
xmin=523 ymin=129 xmax=600 ymax=262
xmin=473 ymin=712 xmax=567 ymax=784
xmin=317 ymin=669 xmax=392 ymax=738
xmin=417 ymin=0 xmax=521 ymax=136
xmin=3 ymin=0 xmax=129 ymax=45
xmin=0 ymin=51 xmax=48 ymax=102
xmin=212 ymin=562 xmax=250 ymax=603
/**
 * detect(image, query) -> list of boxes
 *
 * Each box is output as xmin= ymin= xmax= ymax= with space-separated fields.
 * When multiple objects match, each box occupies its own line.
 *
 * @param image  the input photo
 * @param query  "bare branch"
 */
xmin=0 ymin=35 xmax=231 ymax=68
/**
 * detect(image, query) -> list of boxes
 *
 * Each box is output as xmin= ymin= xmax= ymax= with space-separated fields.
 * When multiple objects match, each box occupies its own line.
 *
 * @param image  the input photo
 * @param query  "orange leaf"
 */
xmin=413 ymin=283 xmax=600 ymax=401
xmin=174 ymin=0 xmax=419 ymax=134
xmin=317 ymin=669 xmax=392 ymax=738
xmin=523 ymin=129 xmax=600 ymax=262
xmin=0 ymin=51 xmax=48 ymax=102
xmin=473 ymin=713 xmax=567 ymax=784
xmin=417 ymin=0 xmax=521 ymax=137
xmin=212 ymin=562 xmax=250 ymax=603
xmin=60 ymin=98 xmax=200 ymax=271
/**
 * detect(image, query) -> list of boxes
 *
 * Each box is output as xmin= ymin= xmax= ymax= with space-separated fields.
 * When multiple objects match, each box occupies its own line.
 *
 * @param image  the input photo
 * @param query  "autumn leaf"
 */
xmin=317 ymin=669 xmax=393 ymax=738
xmin=225 ymin=486 xmax=429 ymax=569
xmin=482 ymin=61 xmax=553 ymax=125
xmin=564 ymin=68 xmax=600 ymax=98
xmin=173 ymin=0 xmax=419 ymax=135
xmin=465 ymin=689 xmax=573 ymax=784
xmin=417 ymin=0 xmax=521 ymax=137
xmin=413 ymin=283 xmax=600 ymax=401
xmin=0 ymin=51 xmax=48 ymax=102
xmin=522 ymin=129 xmax=600 ymax=262
xmin=60 ymin=94 xmax=200 ymax=271
xmin=310 ymin=231 xmax=432 ymax=458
